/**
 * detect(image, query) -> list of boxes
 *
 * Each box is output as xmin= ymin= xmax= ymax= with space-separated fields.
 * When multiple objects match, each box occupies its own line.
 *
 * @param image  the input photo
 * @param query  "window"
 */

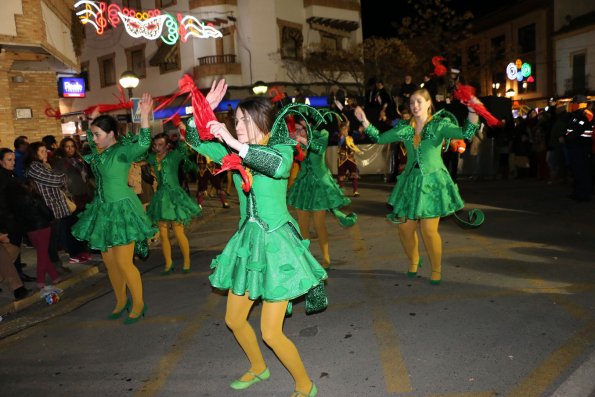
xmin=155 ymin=0 xmax=176 ymax=8
xmin=280 ymin=26 xmax=303 ymax=59
xmin=518 ymin=24 xmax=535 ymax=54
xmin=572 ymin=53 xmax=586 ymax=94
xmin=97 ymin=53 xmax=116 ymax=87
xmin=467 ymin=44 xmax=480 ymax=68
xmin=123 ymin=0 xmax=142 ymax=9
xmin=150 ymin=41 xmax=181 ymax=74
xmin=126 ymin=44 xmax=146 ymax=78
xmin=490 ymin=35 xmax=505 ymax=60
xmin=80 ymin=61 xmax=90 ymax=91
xmin=320 ymin=33 xmax=339 ymax=51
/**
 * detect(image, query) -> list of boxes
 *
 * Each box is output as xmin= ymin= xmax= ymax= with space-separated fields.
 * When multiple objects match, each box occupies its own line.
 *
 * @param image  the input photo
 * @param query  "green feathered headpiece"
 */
xmin=268 ymin=103 xmax=326 ymax=148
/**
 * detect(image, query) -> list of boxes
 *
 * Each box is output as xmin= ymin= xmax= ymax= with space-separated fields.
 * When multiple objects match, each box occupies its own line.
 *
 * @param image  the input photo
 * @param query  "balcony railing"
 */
xmin=197 ymin=54 xmax=236 ymax=66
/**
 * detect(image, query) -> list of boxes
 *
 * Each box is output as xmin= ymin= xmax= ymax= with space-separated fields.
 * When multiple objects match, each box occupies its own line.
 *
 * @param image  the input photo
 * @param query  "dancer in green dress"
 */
xmin=355 ymin=88 xmax=481 ymax=284
xmin=72 ymin=93 xmax=156 ymax=324
xmin=287 ymin=115 xmax=356 ymax=268
xmin=146 ymin=132 xmax=201 ymax=274
xmin=184 ymin=91 xmax=324 ymax=397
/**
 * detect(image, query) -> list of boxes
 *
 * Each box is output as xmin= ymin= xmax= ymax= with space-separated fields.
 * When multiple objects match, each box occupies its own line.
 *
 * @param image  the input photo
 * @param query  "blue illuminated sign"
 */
xmin=60 ymin=77 xmax=86 ymax=98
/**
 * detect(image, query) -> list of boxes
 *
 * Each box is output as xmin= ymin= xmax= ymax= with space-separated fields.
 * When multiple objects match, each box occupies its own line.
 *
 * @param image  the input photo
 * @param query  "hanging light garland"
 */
xmin=74 ymin=0 xmax=223 ymax=45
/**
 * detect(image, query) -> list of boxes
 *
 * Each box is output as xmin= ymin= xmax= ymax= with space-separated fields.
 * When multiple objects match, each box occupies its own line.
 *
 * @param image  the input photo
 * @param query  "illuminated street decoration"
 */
xmin=506 ymin=58 xmax=533 ymax=82
xmin=74 ymin=0 xmax=222 ymax=44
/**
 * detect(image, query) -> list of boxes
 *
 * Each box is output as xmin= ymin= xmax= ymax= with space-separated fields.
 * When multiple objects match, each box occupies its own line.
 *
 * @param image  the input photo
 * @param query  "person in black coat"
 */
xmin=0 ymin=147 xmax=61 ymax=289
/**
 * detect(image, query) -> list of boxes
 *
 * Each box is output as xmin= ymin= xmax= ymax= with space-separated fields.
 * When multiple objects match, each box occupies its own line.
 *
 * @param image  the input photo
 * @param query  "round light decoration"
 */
xmin=506 ymin=58 xmax=533 ymax=83
xmin=506 ymin=63 xmax=517 ymax=80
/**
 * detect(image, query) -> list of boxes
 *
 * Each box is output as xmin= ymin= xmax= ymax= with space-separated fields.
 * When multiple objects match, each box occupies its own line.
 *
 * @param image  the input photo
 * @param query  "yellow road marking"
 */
xmin=507 ymin=320 xmax=595 ymax=397
xmin=349 ymin=224 xmax=412 ymax=393
xmin=134 ymin=293 xmax=222 ymax=396
xmin=466 ymin=233 xmax=595 ymax=397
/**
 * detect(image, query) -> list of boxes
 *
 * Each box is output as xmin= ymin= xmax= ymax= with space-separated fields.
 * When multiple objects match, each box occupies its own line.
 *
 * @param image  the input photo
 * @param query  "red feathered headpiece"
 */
xmin=432 ymin=56 xmax=447 ymax=77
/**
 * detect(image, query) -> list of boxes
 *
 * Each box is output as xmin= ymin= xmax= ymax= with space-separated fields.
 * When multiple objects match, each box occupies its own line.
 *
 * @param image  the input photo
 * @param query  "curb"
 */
xmin=0 ymin=200 xmax=229 ymax=339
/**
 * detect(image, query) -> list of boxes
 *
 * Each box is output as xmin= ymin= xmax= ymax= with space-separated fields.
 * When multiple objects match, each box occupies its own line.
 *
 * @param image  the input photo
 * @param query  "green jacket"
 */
xmin=365 ymin=110 xmax=479 ymax=176
xmin=184 ymin=117 xmax=296 ymax=232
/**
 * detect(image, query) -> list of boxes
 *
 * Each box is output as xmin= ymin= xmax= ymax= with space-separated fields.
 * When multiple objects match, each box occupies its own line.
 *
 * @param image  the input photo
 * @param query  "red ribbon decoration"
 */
xmin=44 ymin=102 xmax=62 ymax=119
xmin=171 ymin=113 xmax=186 ymax=139
xmin=214 ymin=153 xmax=251 ymax=192
xmin=294 ymin=144 xmax=305 ymax=162
xmin=153 ymin=74 xmax=216 ymax=140
xmin=432 ymin=56 xmax=447 ymax=77
xmin=453 ymin=84 xmax=502 ymax=127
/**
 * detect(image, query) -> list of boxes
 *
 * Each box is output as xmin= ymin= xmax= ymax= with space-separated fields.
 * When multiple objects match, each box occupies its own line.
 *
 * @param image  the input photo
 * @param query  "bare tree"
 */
xmin=274 ymin=38 xmax=417 ymax=97
xmin=394 ymin=0 xmax=473 ymax=76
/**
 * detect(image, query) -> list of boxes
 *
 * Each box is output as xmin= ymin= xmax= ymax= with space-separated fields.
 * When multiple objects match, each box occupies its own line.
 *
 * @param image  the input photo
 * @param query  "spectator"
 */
xmin=24 ymin=141 xmax=72 ymax=275
xmin=13 ymin=135 xmax=28 ymax=182
xmin=0 ymin=148 xmax=32 ymax=299
xmin=398 ymin=74 xmax=417 ymax=107
xmin=41 ymin=135 xmax=58 ymax=160
xmin=564 ymin=95 xmax=593 ymax=202
xmin=4 ymin=147 xmax=62 ymax=289
xmin=50 ymin=137 xmax=93 ymax=264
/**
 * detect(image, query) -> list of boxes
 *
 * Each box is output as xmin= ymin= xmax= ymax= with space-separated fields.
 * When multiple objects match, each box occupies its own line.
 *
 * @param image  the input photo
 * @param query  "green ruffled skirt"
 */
xmin=72 ymin=196 xmax=157 ymax=251
xmin=146 ymin=185 xmax=201 ymax=225
xmin=288 ymin=170 xmax=350 ymax=211
xmin=209 ymin=220 xmax=327 ymax=302
xmin=387 ymin=167 xmax=464 ymax=223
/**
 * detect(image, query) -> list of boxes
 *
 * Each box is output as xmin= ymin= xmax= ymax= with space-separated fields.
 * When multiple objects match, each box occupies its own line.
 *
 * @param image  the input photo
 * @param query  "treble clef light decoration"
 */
xmin=74 ymin=0 xmax=223 ymax=44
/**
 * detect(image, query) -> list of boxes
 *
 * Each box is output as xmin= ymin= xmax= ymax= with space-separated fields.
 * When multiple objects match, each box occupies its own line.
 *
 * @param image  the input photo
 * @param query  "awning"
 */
xmin=149 ymin=43 xmax=179 ymax=66
xmin=306 ymin=17 xmax=359 ymax=36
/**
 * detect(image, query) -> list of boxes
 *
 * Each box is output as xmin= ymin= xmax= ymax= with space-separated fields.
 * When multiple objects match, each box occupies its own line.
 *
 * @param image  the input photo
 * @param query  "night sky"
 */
xmin=360 ymin=0 xmax=519 ymax=39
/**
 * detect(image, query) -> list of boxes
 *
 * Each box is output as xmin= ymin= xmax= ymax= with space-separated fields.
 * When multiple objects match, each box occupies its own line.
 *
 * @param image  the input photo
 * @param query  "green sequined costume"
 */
xmin=146 ymin=145 xmax=201 ymax=225
xmin=365 ymin=110 xmax=479 ymax=223
xmin=72 ymin=129 xmax=157 ymax=251
xmin=184 ymin=117 xmax=327 ymax=302
xmin=288 ymin=129 xmax=351 ymax=211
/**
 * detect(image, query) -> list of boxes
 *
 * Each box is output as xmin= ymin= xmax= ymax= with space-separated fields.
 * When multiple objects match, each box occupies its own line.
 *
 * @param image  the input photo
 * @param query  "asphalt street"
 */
xmin=0 ymin=176 xmax=594 ymax=397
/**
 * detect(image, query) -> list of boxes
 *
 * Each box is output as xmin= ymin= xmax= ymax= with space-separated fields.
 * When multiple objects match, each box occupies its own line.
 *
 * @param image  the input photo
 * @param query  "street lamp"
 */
xmin=492 ymin=82 xmax=500 ymax=96
xmin=252 ymin=81 xmax=268 ymax=95
xmin=119 ymin=70 xmax=139 ymax=100
xmin=119 ymin=71 xmax=139 ymax=126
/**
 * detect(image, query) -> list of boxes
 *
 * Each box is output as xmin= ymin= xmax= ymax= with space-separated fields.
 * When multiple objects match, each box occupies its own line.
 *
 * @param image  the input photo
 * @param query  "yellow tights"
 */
xmin=225 ymin=292 xmax=314 ymax=394
xmin=398 ymin=217 xmax=442 ymax=281
xmin=158 ymin=221 xmax=191 ymax=271
xmin=297 ymin=210 xmax=329 ymax=268
xmin=101 ymin=243 xmax=144 ymax=317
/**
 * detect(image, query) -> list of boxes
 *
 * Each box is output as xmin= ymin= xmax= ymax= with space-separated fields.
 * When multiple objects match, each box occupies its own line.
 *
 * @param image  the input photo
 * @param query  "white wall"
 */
xmin=0 ymin=0 xmax=22 ymax=36
xmin=555 ymin=29 xmax=595 ymax=96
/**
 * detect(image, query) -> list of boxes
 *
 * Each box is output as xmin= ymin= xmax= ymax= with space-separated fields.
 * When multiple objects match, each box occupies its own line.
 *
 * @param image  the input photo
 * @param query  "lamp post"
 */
xmin=119 ymin=70 xmax=139 ymax=126
xmin=252 ymin=81 xmax=268 ymax=95
xmin=492 ymin=82 xmax=500 ymax=96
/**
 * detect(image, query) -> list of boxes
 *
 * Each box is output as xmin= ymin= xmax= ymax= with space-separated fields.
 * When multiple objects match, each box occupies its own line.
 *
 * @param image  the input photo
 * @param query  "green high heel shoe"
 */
xmin=429 ymin=270 xmax=442 ymax=285
xmin=182 ymin=268 xmax=191 ymax=274
xmin=160 ymin=263 xmax=174 ymax=276
xmin=123 ymin=304 xmax=147 ymax=325
xmin=407 ymin=257 xmax=423 ymax=278
xmin=292 ymin=382 xmax=318 ymax=397
xmin=230 ymin=368 xmax=270 ymax=390
xmin=107 ymin=299 xmax=130 ymax=320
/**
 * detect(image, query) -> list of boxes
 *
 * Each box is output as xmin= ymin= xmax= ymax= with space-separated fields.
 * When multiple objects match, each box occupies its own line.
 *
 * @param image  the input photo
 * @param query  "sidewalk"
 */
xmin=0 ymin=192 xmax=231 ymax=327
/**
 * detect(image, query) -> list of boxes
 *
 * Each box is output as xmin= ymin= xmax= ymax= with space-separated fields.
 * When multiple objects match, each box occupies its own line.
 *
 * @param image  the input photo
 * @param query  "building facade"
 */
xmin=459 ymin=0 xmax=595 ymax=107
xmin=65 ymin=0 xmax=363 ymax=121
xmin=0 ymin=0 xmax=78 ymax=147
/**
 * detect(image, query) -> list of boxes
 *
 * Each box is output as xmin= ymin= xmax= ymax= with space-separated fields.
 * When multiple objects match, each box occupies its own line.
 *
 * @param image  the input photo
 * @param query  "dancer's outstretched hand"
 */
xmin=206 ymin=79 xmax=227 ymax=110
